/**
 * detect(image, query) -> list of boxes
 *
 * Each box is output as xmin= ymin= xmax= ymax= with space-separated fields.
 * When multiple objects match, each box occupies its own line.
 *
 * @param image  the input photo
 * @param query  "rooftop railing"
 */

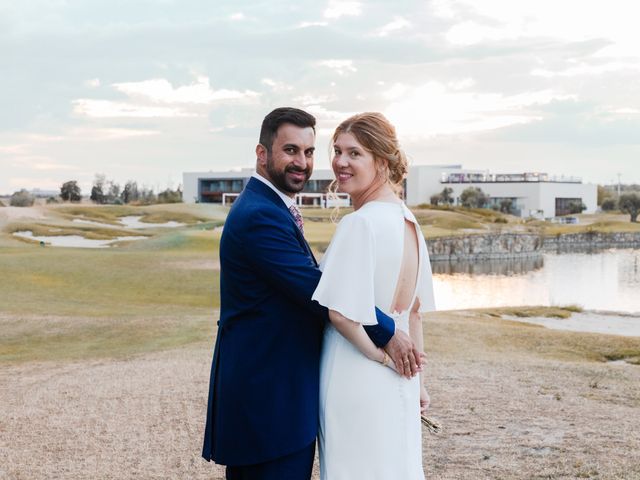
xmin=441 ymin=172 xmax=582 ymax=184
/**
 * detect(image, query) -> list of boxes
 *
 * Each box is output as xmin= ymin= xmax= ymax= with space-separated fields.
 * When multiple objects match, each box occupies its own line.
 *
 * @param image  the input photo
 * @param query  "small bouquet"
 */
xmin=420 ymin=415 xmax=441 ymax=434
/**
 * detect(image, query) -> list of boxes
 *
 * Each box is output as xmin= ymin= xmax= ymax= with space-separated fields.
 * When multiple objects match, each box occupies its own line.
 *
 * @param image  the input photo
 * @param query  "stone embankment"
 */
xmin=541 ymin=231 xmax=640 ymax=253
xmin=426 ymin=232 xmax=640 ymax=261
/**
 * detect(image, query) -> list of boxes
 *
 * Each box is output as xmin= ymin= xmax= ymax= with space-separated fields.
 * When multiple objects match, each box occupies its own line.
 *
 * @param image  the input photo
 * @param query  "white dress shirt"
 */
xmin=251 ymin=172 xmax=296 ymax=209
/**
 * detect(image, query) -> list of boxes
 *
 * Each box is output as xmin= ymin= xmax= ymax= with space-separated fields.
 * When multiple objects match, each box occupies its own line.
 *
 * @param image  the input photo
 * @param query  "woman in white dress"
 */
xmin=312 ymin=112 xmax=436 ymax=479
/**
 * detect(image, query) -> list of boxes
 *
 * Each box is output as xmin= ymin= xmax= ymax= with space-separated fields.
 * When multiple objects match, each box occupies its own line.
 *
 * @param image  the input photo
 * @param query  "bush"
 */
xmin=157 ymin=188 xmax=182 ymax=204
xmin=568 ymin=201 xmax=587 ymax=214
xmin=601 ymin=198 xmax=616 ymax=211
xmin=46 ymin=197 xmax=59 ymax=204
xmin=10 ymin=189 xmax=35 ymax=207
xmin=460 ymin=187 xmax=488 ymax=208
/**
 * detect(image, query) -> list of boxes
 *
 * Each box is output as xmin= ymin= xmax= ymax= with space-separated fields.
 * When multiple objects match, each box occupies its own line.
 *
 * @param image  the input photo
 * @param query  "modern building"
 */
xmin=183 ymin=165 xmax=597 ymax=219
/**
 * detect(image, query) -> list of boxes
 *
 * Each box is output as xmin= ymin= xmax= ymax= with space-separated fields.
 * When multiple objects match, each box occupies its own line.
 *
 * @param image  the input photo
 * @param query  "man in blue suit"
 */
xmin=203 ymin=107 xmax=421 ymax=479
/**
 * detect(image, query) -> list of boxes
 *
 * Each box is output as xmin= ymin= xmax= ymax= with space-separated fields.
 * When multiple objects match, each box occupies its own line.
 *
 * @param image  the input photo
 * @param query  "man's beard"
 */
xmin=266 ymin=153 xmax=311 ymax=194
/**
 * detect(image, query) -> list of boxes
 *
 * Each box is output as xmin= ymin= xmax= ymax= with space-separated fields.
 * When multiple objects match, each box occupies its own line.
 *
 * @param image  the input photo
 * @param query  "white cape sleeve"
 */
xmin=417 ymin=234 xmax=436 ymax=313
xmin=311 ymin=213 xmax=378 ymax=325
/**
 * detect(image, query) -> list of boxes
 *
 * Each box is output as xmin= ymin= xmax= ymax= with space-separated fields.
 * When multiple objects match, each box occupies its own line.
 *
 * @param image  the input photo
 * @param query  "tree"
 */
xmin=597 ymin=185 xmax=609 ymax=206
xmin=106 ymin=181 xmax=121 ymax=203
xmin=429 ymin=194 xmax=441 ymax=206
xmin=460 ymin=187 xmax=488 ymax=208
xmin=60 ymin=181 xmax=81 ymax=202
xmin=157 ymin=186 xmax=182 ymax=204
xmin=10 ymin=189 xmax=35 ymax=207
xmin=121 ymin=181 xmax=140 ymax=204
xmin=601 ymin=198 xmax=616 ymax=211
xmin=90 ymin=174 xmax=106 ymax=204
xmin=138 ymin=186 xmax=157 ymax=205
xmin=619 ymin=193 xmax=640 ymax=223
xmin=440 ymin=187 xmax=454 ymax=205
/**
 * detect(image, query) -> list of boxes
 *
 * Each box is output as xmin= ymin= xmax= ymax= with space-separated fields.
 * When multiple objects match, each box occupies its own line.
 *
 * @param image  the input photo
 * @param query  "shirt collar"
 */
xmin=252 ymin=172 xmax=296 ymax=209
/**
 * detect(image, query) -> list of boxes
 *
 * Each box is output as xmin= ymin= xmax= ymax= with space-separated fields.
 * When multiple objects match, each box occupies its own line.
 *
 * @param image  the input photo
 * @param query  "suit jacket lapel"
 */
xmin=245 ymin=178 xmax=317 ymax=265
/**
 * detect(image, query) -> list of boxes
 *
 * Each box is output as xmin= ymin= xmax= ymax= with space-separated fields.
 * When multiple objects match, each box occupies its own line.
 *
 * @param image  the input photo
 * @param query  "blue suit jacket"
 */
xmin=202 ymin=177 xmax=395 ymax=466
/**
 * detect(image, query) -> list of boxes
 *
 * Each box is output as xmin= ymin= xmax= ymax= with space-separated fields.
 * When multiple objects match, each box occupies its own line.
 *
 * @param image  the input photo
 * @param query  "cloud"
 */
xmin=72 ymin=99 xmax=197 ymax=118
xmin=296 ymin=21 xmax=329 ymax=29
xmin=531 ymin=61 xmax=640 ymax=78
xmin=437 ymin=0 xmax=640 ymax=61
xmin=32 ymin=161 xmax=76 ymax=171
xmin=316 ymin=59 xmax=357 ymax=76
xmin=448 ymin=78 xmax=476 ymax=90
xmin=293 ymin=94 xmax=338 ymax=105
xmin=0 ymin=144 xmax=29 ymax=155
xmin=68 ymin=127 xmax=162 ymax=140
xmin=324 ymin=0 xmax=362 ymax=19
xmin=85 ymin=78 xmax=101 ymax=88
xmin=112 ymin=76 xmax=260 ymax=105
xmin=229 ymin=13 xmax=245 ymax=21
xmin=261 ymin=78 xmax=293 ymax=92
xmin=376 ymin=17 xmax=411 ymax=37
xmin=209 ymin=125 xmax=238 ymax=133
xmin=383 ymin=81 xmax=575 ymax=137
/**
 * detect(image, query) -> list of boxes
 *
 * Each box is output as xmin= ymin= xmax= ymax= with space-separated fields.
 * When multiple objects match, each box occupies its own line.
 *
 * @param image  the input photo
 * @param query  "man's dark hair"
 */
xmin=259 ymin=107 xmax=316 ymax=152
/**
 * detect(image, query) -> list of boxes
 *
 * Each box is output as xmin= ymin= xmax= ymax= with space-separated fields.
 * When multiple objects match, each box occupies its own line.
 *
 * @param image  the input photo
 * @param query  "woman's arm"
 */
xmin=409 ymin=299 xmax=430 ymax=413
xmin=328 ymin=309 xmax=393 ymax=367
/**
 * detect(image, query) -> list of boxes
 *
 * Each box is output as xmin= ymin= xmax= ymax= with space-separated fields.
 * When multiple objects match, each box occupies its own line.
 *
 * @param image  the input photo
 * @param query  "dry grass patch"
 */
xmin=424 ymin=308 xmax=640 ymax=367
xmin=2 ymin=309 xmax=639 ymax=479
xmin=55 ymin=205 xmax=214 ymax=225
xmin=480 ymin=305 xmax=583 ymax=319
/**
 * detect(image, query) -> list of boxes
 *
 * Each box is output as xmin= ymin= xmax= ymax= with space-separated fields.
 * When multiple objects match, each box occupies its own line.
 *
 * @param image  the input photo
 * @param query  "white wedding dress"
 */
xmin=312 ymin=201 xmax=436 ymax=480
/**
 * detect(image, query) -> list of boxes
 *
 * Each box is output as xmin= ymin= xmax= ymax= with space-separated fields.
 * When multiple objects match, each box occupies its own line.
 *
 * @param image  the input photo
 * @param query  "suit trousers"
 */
xmin=225 ymin=441 xmax=315 ymax=480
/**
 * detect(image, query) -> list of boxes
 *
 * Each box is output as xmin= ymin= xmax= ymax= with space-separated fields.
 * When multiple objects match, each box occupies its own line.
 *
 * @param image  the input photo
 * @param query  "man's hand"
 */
xmin=383 ymin=329 xmax=422 ymax=378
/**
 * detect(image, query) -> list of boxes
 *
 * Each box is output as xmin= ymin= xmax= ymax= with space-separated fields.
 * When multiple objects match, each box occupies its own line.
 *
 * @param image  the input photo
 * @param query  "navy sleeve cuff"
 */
xmin=363 ymin=307 xmax=395 ymax=348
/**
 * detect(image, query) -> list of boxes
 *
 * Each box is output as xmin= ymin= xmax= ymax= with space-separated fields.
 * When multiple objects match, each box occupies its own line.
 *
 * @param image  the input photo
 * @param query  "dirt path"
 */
xmin=2 ymin=321 xmax=640 ymax=479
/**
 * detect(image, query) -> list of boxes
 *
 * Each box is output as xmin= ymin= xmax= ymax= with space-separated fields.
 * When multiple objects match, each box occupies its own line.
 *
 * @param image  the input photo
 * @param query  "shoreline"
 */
xmin=427 ymin=231 xmax=640 ymax=261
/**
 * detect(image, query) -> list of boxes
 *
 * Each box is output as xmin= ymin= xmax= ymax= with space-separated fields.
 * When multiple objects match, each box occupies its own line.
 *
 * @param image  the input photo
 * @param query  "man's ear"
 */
xmin=256 ymin=144 xmax=268 ymax=168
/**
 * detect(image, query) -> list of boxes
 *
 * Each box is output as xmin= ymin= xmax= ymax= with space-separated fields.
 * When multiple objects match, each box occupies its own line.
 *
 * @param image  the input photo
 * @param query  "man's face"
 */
xmin=259 ymin=123 xmax=315 ymax=196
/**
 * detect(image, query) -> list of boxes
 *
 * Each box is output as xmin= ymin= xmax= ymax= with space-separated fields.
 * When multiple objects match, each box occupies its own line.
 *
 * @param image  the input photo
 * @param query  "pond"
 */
xmin=433 ymin=249 xmax=640 ymax=315
xmin=13 ymin=231 xmax=147 ymax=248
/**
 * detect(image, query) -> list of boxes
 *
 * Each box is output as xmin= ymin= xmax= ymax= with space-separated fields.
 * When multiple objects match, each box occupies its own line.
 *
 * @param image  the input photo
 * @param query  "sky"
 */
xmin=1 ymin=0 xmax=640 ymax=195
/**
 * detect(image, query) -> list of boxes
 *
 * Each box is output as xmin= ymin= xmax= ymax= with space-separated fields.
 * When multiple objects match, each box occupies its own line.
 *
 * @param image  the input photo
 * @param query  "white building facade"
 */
xmin=184 ymin=165 xmax=597 ymax=219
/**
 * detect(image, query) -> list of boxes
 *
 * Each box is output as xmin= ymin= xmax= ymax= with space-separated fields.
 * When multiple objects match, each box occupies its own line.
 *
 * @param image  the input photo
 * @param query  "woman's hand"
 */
xmin=378 ymin=350 xmax=427 ymax=377
xmin=420 ymin=385 xmax=430 ymax=414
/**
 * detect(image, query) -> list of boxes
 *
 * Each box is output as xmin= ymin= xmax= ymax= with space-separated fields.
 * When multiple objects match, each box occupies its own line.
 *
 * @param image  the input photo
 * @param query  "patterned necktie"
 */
xmin=289 ymin=204 xmax=304 ymax=234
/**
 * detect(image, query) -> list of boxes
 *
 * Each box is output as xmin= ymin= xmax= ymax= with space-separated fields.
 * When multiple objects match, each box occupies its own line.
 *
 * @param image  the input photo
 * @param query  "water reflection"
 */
xmin=430 ymin=256 xmax=544 ymax=276
xmin=433 ymin=249 xmax=640 ymax=314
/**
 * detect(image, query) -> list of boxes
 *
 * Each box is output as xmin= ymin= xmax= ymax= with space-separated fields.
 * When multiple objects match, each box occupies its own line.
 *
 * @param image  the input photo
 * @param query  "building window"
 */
xmin=555 ymin=197 xmax=582 ymax=216
xmin=199 ymin=178 xmax=245 ymax=203
xmin=303 ymin=179 xmax=332 ymax=193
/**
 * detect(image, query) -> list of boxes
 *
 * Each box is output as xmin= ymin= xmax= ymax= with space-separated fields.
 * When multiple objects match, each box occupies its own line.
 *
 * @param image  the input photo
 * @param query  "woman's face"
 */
xmin=332 ymin=132 xmax=379 ymax=197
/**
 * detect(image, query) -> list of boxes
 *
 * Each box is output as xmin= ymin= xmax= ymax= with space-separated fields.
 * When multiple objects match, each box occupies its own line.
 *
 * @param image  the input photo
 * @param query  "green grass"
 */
xmin=0 ymin=224 xmax=222 ymax=363
xmin=0 ymin=314 xmax=215 ymax=363
xmin=2 ymin=204 xmax=638 ymax=365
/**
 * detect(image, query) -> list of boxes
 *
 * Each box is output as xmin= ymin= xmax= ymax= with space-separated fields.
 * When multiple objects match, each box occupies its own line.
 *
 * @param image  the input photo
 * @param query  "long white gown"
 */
xmin=312 ymin=201 xmax=436 ymax=480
